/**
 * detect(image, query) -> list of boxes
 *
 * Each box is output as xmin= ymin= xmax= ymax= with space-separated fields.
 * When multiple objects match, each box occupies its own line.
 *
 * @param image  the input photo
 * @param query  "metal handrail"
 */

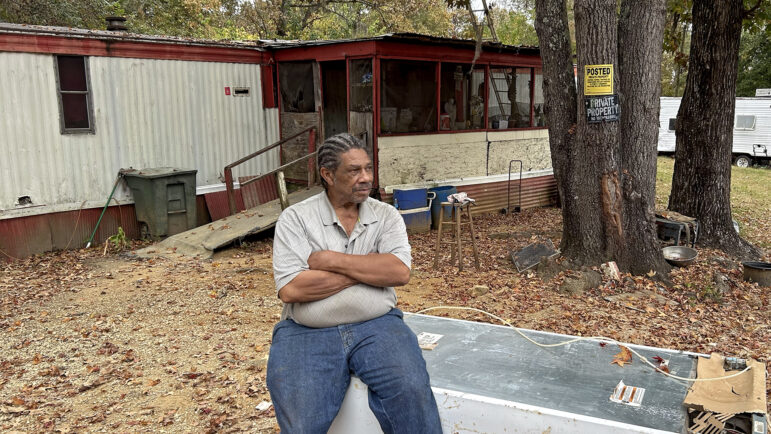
xmin=224 ymin=127 xmax=317 ymax=215
xmin=505 ymin=159 xmax=523 ymax=214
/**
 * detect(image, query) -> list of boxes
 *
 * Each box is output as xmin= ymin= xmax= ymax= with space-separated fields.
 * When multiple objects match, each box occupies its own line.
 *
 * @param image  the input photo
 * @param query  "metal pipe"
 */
xmin=86 ymin=172 xmax=124 ymax=248
xmin=505 ymin=159 xmax=523 ymax=214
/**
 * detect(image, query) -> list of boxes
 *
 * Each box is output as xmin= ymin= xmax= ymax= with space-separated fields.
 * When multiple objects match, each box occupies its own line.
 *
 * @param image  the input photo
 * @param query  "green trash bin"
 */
xmin=122 ymin=167 xmax=198 ymax=239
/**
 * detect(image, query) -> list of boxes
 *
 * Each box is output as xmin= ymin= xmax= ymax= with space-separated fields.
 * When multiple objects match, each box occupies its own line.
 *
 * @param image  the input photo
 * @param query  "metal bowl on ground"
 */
xmin=662 ymin=246 xmax=698 ymax=267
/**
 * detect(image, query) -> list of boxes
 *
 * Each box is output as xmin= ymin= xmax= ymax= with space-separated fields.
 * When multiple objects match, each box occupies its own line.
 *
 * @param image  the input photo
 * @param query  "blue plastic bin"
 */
xmin=393 ymin=188 xmax=428 ymax=210
xmin=398 ymin=192 xmax=435 ymax=234
xmin=429 ymin=186 xmax=457 ymax=229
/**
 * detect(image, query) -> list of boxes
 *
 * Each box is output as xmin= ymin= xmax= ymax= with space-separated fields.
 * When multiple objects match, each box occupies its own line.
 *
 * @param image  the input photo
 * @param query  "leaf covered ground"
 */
xmin=1 ymin=159 xmax=769 ymax=432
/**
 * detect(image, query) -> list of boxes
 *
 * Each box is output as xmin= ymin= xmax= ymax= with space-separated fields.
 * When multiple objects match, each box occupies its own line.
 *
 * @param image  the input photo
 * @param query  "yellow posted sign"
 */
xmin=584 ymin=64 xmax=613 ymax=95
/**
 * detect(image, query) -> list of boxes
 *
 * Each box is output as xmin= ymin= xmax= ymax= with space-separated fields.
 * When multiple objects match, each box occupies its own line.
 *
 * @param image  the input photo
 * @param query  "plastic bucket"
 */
xmin=393 ymin=188 xmax=428 ymax=210
xmin=429 ymin=185 xmax=457 ymax=229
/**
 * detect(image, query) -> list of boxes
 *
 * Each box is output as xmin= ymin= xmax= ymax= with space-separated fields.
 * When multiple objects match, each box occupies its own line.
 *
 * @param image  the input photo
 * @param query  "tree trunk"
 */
xmin=617 ymin=1 xmax=670 ymax=274
xmin=572 ymin=0 xmax=621 ymax=262
xmin=535 ymin=0 xmax=670 ymax=275
xmin=533 ymin=0 xmax=583 ymax=259
xmin=668 ymin=0 xmax=761 ymax=259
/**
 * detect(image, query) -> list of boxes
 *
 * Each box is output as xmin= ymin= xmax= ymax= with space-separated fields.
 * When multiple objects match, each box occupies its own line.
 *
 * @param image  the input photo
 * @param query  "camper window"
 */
xmin=668 ymin=118 xmax=677 ymax=131
xmin=54 ymin=56 xmax=94 ymax=134
xmin=735 ymin=115 xmax=756 ymax=131
xmin=380 ymin=60 xmax=437 ymax=134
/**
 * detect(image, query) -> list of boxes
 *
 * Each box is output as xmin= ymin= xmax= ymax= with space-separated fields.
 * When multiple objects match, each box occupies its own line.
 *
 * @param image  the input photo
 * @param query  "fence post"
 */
xmin=276 ymin=171 xmax=290 ymax=210
xmin=225 ymin=167 xmax=237 ymax=215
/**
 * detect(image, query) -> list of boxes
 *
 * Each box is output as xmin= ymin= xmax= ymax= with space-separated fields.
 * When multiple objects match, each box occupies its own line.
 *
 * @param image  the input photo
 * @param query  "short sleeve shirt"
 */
xmin=273 ymin=192 xmax=411 ymax=328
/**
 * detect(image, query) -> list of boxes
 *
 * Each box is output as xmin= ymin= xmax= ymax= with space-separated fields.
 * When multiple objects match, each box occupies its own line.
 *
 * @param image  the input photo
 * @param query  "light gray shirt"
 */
xmin=273 ymin=192 xmax=411 ymax=328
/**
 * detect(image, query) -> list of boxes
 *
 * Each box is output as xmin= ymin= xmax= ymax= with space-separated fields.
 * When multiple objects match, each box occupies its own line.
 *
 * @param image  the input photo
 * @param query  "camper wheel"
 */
xmin=734 ymin=155 xmax=752 ymax=168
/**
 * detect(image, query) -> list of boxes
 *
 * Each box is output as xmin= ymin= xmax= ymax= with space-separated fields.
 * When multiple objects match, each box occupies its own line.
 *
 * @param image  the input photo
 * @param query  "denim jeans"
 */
xmin=267 ymin=308 xmax=442 ymax=433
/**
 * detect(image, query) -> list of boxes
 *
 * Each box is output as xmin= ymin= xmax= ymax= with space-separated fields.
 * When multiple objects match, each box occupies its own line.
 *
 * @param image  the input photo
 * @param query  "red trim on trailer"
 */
xmin=373 ymin=56 xmax=381 ymax=188
xmin=270 ymin=40 xmax=542 ymax=68
xmin=0 ymin=33 xmax=266 ymax=63
xmin=484 ymin=64 xmax=490 ymax=129
xmin=273 ymin=41 xmax=377 ymax=62
xmin=528 ymin=67 xmax=534 ymax=128
xmin=436 ymin=61 xmax=441 ymax=132
xmin=261 ymin=62 xmax=277 ymax=108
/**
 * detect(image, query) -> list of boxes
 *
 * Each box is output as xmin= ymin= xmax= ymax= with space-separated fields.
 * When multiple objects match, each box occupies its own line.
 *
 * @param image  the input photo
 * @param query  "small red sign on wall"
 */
xmin=224 ymin=87 xmax=231 ymax=95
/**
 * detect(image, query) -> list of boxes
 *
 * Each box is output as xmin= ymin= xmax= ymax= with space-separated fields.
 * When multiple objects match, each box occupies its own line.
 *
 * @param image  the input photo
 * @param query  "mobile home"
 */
xmin=658 ymin=96 xmax=771 ymax=166
xmin=0 ymin=24 xmax=557 ymax=259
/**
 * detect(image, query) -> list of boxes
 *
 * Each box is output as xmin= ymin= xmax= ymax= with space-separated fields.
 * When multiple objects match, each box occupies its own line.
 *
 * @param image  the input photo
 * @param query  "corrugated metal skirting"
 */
xmin=0 ymin=205 xmax=139 ymax=260
xmin=381 ymin=174 xmax=558 ymax=215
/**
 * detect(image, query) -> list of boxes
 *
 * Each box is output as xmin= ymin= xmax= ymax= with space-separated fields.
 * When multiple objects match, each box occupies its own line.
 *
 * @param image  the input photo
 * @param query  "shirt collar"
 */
xmin=320 ymin=192 xmax=379 ymax=226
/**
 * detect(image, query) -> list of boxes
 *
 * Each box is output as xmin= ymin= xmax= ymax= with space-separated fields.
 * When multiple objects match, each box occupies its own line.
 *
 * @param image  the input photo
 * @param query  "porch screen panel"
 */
xmin=349 ymin=58 xmax=374 ymax=153
xmin=534 ymin=68 xmax=546 ymax=127
xmin=279 ymin=61 xmax=318 ymax=182
xmin=439 ymin=64 xmax=486 ymax=131
xmin=279 ymin=62 xmax=316 ymax=113
xmin=488 ymin=66 xmax=532 ymax=128
xmin=380 ymin=60 xmax=437 ymax=134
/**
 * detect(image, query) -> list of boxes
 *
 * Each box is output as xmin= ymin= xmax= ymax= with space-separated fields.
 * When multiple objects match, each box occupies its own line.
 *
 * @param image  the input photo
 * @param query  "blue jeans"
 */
xmin=267 ymin=308 xmax=442 ymax=433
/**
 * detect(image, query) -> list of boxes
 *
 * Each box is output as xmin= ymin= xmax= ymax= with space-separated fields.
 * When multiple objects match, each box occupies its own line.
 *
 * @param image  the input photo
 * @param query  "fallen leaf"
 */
xmin=611 ymin=345 xmax=633 ymax=367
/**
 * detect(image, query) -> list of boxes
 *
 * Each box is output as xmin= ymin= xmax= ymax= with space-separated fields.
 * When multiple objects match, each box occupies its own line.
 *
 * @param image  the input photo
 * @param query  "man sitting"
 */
xmin=268 ymin=133 xmax=442 ymax=433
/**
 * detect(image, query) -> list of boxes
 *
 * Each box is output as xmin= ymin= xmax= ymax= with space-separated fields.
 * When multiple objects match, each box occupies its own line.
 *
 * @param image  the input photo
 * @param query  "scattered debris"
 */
xmin=559 ymin=271 xmax=602 ymax=295
xmin=417 ymin=332 xmax=444 ymax=351
xmin=600 ymin=261 xmax=620 ymax=280
xmin=510 ymin=240 xmax=559 ymax=273
xmin=470 ymin=285 xmax=489 ymax=297
xmin=255 ymin=401 xmax=272 ymax=412
xmin=609 ymin=380 xmax=645 ymax=407
xmin=610 ymin=345 xmax=633 ymax=367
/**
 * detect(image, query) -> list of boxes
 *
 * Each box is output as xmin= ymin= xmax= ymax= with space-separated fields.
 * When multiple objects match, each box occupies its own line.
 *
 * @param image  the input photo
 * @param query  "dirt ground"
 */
xmin=1 ymin=207 xmax=769 ymax=433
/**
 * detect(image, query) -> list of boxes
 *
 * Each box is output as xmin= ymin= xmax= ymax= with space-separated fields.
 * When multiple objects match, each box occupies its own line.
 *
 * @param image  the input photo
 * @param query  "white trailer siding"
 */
xmin=0 ymin=51 xmax=279 ymax=218
xmin=658 ymin=96 xmax=771 ymax=158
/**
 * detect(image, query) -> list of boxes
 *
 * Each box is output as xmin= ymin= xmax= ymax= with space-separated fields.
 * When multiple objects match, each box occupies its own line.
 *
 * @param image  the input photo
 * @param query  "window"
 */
xmin=735 ymin=115 xmax=756 ymax=131
xmin=668 ymin=118 xmax=677 ymax=131
xmin=55 ymin=55 xmax=94 ymax=133
xmin=487 ymin=66 xmax=532 ymax=128
xmin=380 ymin=60 xmax=437 ymax=134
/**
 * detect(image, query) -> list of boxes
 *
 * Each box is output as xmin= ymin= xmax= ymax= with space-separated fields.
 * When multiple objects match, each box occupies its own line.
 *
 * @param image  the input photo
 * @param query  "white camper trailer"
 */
xmin=658 ymin=97 xmax=771 ymax=167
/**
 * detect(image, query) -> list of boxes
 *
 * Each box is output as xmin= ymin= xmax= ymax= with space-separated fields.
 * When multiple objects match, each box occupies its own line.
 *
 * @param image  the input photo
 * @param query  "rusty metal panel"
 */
xmin=239 ymin=175 xmax=279 ymax=209
xmin=0 ymin=51 xmax=280 ymax=220
xmin=0 ymin=205 xmax=139 ymax=260
xmin=204 ymin=190 xmax=245 ymax=222
xmin=379 ymin=175 xmax=557 ymax=216
xmin=459 ymin=175 xmax=558 ymax=215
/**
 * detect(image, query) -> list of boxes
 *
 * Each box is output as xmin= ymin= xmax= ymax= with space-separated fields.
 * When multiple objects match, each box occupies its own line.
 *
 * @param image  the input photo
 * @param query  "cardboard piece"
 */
xmin=683 ymin=353 xmax=767 ymax=415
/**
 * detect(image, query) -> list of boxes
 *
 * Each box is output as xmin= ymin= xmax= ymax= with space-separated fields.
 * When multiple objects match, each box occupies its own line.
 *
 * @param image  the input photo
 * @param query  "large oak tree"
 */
xmin=535 ymin=0 xmax=670 ymax=275
xmin=668 ymin=0 xmax=764 ymax=259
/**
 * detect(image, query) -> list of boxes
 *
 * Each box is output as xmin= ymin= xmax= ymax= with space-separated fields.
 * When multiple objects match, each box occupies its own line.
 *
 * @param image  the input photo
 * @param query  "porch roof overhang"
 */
xmin=261 ymin=33 xmax=541 ymax=66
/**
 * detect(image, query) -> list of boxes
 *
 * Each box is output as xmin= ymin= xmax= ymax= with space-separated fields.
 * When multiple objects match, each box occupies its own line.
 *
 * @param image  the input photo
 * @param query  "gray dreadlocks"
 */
xmin=317 ymin=133 xmax=370 ymax=190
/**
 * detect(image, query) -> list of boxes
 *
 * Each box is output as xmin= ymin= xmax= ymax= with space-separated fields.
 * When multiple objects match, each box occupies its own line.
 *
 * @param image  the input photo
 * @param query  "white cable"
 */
xmin=407 ymin=306 xmax=753 ymax=383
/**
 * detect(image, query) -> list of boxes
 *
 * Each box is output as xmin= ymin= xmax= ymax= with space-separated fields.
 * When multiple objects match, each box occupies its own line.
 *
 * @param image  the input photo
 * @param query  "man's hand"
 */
xmin=307 ymin=250 xmax=410 ymax=288
xmin=307 ymin=250 xmax=341 ymax=272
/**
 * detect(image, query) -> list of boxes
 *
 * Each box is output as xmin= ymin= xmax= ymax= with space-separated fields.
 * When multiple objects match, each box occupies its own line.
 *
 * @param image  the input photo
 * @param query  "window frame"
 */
xmin=734 ymin=115 xmax=756 ymax=131
xmin=376 ymin=57 xmax=546 ymax=137
xmin=54 ymin=55 xmax=95 ymax=135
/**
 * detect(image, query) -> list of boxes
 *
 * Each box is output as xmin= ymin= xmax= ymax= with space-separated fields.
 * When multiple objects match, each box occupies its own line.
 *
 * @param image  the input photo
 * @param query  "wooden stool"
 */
xmin=433 ymin=201 xmax=480 ymax=271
